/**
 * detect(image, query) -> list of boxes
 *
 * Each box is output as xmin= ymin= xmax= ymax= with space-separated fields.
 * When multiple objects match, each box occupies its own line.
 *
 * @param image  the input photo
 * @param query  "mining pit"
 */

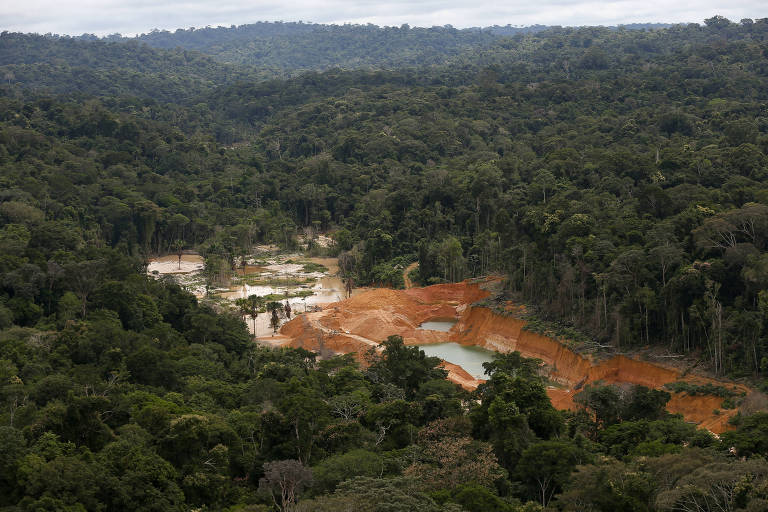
xmin=277 ymin=279 xmax=752 ymax=434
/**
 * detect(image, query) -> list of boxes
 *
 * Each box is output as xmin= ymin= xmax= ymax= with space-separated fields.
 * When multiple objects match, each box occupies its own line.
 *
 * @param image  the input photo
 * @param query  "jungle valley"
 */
xmin=1 ymin=16 xmax=768 ymax=512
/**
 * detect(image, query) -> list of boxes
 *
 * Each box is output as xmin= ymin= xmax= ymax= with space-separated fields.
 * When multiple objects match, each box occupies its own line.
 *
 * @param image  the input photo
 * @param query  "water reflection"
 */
xmin=416 ymin=342 xmax=496 ymax=379
xmin=417 ymin=319 xmax=457 ymax=332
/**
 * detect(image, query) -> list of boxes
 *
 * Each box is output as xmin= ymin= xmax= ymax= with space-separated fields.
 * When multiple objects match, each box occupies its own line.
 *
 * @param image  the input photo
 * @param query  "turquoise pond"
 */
xmin=416 ymin=342 xmax=497 ymax=379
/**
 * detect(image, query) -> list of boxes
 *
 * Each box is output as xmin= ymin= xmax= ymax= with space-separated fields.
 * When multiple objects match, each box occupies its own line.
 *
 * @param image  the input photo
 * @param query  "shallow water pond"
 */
xmin=148 ymin=252 xmax=361 ymax=336
xmin=416 ymin=342 xmax=497 ymax=379
xmin=417 ymin=319 xmax=457 ymax=332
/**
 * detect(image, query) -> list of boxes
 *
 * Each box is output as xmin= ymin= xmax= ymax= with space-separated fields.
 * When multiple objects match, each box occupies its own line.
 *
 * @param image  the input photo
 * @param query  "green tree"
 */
xmin=721 ymin=412 xmax=768 ymax=457
xmin=557 ymin=458 xmax=654 ymax=512
xmin=98 ymin=431 xmax=185 ymax=511
xmin=312 ymin=449 xmax=384 ymax=494
xmin=0 ymin=427 xmax=26 ymax=505
xmin=516 ymin=440 xmax=587 ymax=507
xmin=296 ymin=476 xmax=456 ymax=512
xmin=365 ymin=335 xmax=447 ymax=399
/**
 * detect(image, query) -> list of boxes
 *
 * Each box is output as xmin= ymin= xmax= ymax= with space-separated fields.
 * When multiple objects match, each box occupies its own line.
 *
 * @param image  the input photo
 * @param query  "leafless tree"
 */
xmin=259 ymin=460 xmax=313 ymax=512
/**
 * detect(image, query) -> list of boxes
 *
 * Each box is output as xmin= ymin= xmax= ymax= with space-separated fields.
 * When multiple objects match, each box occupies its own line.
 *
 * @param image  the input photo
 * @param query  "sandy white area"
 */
xmin=147 ymin=254 xmax=204 ymax=274
xmin=263 ymin=262 xmax=306 ymax=274
xmin=315 ymin=234 xmax=334 ymax=247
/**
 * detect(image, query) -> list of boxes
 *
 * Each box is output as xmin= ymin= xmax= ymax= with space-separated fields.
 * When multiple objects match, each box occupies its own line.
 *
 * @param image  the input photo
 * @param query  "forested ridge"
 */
xmin=110 ymin=21 xmax=673 ymax=73
xmin=1 ymin=15 xmax=768 ymax=511
xmin=124 ymin=22 xmax=502 ymax=73
xmin=0 ymin=32 xmax=260 ymax=101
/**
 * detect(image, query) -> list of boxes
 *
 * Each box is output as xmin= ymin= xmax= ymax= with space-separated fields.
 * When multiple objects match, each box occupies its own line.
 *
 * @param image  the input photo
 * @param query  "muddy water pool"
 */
xmin=220 ymin=276 xmax=354 ymax=307
xmin=416 ymin=342 xmax=497 ymax=379
xmin=147 ymin=252 xmax=360 ymax=338
xmin=417 ymin=319 xmax=457 ymax=332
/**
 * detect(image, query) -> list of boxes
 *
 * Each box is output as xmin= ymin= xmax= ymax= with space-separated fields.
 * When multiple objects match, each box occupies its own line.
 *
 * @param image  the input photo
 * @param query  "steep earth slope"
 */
xmin=277 ymin=280 xmax=752 ymax=433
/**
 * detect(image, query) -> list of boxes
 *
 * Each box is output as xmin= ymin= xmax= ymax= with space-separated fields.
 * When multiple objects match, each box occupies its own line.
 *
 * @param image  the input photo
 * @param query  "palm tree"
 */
xmin=172 ymin=239 xmax=184 ymax=270
xmin=266 ymin=301 xmax=284 ymax=335
xmin=247 ymin=294 xmax=264 ymax=337
xmin=235 ymin=297 xmax=250 ymax=325
xmin=236 ymin=295 xmax=264 ymax=337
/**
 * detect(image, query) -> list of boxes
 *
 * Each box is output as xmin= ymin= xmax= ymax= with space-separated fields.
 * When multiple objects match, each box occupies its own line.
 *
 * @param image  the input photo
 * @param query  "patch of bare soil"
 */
xmin=278 ymin=279 xmax=754 ymax=433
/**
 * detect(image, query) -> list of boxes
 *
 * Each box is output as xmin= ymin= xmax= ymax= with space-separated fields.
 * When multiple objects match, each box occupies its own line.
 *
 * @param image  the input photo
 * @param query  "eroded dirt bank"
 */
xmin=277 ymin=280 xmax=751 ymax=433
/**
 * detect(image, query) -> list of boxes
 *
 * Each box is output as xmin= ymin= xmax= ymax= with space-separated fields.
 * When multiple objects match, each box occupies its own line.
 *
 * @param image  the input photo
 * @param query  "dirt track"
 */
xmin=277 ymin=280 xmax=753 ymax=433
xmin=403 ymin=262 xmax=418 ymax=289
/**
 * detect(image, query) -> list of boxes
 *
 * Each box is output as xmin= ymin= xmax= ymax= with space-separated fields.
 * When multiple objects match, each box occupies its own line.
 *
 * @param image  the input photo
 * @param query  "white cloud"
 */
xmin=1 ymin=0 xmax=766 ymax=36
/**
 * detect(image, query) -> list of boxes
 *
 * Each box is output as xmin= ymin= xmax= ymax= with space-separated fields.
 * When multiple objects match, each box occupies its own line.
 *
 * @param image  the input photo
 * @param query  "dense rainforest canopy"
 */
xmin=1 ymin=15 xmax=768 ymax=511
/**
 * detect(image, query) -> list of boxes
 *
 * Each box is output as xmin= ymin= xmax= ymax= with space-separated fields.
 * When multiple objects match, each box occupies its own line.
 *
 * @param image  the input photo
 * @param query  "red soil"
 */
xmin=278 ymin=280 xmax=753 ymax=433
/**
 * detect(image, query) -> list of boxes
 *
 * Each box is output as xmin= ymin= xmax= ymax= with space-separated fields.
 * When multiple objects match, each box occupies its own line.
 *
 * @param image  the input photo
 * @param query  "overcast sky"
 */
xmin=2 ymin=0 xmax=766 ymax=36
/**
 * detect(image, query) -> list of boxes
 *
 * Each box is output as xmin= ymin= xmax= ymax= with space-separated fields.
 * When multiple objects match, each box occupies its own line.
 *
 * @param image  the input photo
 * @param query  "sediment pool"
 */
xmin=416 ymin=342 xmax=496 ymax=379
xmin=417 ymin=319 xmax=457 ymax=332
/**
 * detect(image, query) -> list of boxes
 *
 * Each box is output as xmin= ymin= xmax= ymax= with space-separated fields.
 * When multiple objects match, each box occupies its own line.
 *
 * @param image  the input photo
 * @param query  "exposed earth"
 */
xmin=147 ymin=252 xmax=363 ymax=337
xmin=148 ymin=255 xmax=755 ymax=435
xmin=277 ymin=279 xmax=754 ymax=434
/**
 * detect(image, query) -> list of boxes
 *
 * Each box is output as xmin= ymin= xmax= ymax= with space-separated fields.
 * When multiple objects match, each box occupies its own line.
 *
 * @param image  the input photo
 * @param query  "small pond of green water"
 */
xmin=417 ymin=320 xmax=457 ymax=332
xmin=416 ymin=342 xmax=497 ymax=379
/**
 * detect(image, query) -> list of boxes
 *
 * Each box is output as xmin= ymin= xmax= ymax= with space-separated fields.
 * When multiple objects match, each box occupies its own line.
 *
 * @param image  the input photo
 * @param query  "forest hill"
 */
xmin=1 ymin=16 xmax=768 ymax=511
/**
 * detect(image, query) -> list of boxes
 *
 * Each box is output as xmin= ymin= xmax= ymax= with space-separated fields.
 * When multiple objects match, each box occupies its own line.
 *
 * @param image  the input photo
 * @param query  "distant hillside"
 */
xmin=0 ymin=33 xmax=257 ymax=102
xmin=0 ymin=22 xmax=685 ymax=100
xmin=109 ymin=22 xmax=506 ymax=72
xmin=103 ymin=21 xmax=674 ymax=73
